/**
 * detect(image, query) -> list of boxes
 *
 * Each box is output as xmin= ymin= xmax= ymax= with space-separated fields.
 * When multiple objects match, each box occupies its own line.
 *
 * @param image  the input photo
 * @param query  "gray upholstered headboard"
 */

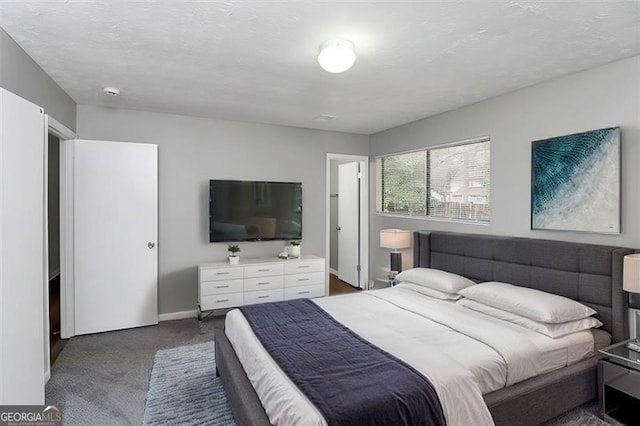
xmin=413 ymin=231 xmax=634 ymax=343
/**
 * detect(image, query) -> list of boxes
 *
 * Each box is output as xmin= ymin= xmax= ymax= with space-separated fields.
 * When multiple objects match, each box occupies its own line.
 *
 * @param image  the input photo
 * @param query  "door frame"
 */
xmin=44 ymin=116 xmax=75 ymax=381
xmin=325 ymin=154 xmax=369 ymax=293
xmin=45 ymin=118 xmax=76 ymax=341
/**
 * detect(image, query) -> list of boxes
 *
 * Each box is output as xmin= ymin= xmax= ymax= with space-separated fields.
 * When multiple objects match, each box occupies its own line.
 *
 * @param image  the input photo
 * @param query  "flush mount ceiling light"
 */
xmin=317 ymin=39 xmax=356 ymax=73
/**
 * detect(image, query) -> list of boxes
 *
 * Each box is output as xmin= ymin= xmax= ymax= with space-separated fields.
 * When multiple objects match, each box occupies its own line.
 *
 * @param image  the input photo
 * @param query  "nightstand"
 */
xmin=598 ymin=339 xmax=640 ymax=425
xmin=372 ymin=278 xmax=397 ymax=290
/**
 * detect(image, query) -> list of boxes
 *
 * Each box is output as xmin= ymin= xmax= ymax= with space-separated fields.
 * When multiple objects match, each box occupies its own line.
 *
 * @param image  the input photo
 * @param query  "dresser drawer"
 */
xmin=284 ymin=259 xmax=324 ymax=274
xmin=244 ymin=275 xmax=284 ymax=292
xmin=200 ymin=279 xmax=243 ymax=296
xmin=285 ymin=271 xmax=324 ymax=287
xmin=200 ymin=267 xmax=243 ymax=282
xmin=244 ymin=289 xmax=284 ymax=305
xmin=244 ymin=263 xmax=284 ymax=278
xmin=200 ymin=292 xmax=243 ymax=310
xmin=284 ymin=284 xmax=325 ymax=300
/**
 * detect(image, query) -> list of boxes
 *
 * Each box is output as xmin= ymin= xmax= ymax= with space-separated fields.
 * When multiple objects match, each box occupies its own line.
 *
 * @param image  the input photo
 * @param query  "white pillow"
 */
xmin=457 ymin=298 xmax=602 ymax=338
xmin=395 ymin=268 xmax=476 ymax=294
xmin=458 ymin=282 xmax=597 ymax=323
xmin=396 ymin=282 xmax=462 ymax=301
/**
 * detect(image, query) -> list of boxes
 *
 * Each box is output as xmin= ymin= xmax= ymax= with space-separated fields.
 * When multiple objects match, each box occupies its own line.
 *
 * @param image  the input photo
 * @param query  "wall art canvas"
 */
xmin=531 ymin=127 xmax=620 ymax=234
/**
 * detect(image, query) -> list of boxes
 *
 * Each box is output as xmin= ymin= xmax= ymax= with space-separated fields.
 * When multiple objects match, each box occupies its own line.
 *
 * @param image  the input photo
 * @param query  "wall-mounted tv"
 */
xmin=209 ymin=180 xmax=302 ymax=242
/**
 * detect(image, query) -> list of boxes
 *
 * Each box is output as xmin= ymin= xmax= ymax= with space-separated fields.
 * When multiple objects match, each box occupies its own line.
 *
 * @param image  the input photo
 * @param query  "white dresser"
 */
xmin=197 ymin=255 xmax=325 ymax=315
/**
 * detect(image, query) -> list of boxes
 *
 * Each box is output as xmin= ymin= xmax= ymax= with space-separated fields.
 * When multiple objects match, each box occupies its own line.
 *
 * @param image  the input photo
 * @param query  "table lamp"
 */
xmin=380 ymin=229 xmax=411 ymax=275
xmin=623 ymin=253 xmax=640 ymax=351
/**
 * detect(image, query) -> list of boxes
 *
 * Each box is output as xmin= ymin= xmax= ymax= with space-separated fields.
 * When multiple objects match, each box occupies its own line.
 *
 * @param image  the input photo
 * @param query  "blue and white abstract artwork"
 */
xmin=531 ymin=127 xmax=620 ymax=234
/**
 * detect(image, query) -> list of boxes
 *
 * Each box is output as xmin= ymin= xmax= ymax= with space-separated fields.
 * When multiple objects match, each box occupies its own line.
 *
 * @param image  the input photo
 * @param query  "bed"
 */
xmin=214 ymin=231 xmax=634 ymax=425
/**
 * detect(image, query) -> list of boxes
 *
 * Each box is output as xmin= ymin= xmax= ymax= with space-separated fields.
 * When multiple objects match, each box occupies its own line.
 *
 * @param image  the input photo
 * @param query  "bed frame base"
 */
xmin=215 ymin=327 xmax=597 ymax=426
xmin=484 ymin=357 xmax=597 ymax=425
xmin=215 ymin=326 xmax=271 ymax=426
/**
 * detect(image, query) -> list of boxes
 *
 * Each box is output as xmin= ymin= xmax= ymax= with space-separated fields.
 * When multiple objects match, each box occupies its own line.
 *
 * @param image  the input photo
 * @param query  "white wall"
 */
xmin=0 ymin=28 xmax=76 ymax=131
xmin=76 ymin=105 xmax=369 ymax=314
xmin=369 ymin=56 xmax=640 ymax=281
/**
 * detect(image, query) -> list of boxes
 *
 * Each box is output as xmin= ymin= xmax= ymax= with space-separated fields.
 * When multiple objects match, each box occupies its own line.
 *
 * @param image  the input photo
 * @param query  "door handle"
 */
xmin=147 ymin=242 xmax=155 ymax=249
xmin=336 ymin=226 xmax=341 ymax=231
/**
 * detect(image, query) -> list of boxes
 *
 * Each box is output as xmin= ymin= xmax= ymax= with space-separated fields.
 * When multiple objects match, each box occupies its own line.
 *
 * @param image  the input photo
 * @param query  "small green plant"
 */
xmin=289 ymin=240 xmax=301 ymax=246
xmin=227 ymin=244 xmax=240 ymax=256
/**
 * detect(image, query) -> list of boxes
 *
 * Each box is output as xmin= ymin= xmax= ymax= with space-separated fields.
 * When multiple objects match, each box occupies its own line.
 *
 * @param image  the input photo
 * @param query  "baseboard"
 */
xmin=158 ymin=309 xmax=198 ymax=322
xmin=329 ymin=268 xmax=338 ymax=275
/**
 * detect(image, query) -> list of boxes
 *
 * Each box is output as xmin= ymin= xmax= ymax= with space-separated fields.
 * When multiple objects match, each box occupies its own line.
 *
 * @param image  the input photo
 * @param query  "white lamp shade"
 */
xmin=318 ymin=39 xmax=356 ymax=73
xmin=624 ymin=254 xmax=640 ymax=293
xmin=380 ymin=229 xmax=411 ymax=250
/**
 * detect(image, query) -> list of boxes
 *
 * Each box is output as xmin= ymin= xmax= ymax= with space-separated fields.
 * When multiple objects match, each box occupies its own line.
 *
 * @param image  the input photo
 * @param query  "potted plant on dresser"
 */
xmin=228 ymin=244 xmax=240 ymax=264
xmin=288 ymin=240 xmax=301 ymax=258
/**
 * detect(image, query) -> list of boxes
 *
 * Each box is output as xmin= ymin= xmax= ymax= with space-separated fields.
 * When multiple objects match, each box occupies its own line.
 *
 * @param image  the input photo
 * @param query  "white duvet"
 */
xmin=225 ymin=286 xmax=594 ymax=426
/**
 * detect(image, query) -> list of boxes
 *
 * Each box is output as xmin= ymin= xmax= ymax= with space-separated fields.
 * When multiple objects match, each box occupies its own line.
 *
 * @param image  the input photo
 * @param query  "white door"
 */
xmin=74 ymin=140 xmax=158 ymax=335
xmin=337 ymin=162 xmax=360 ymax=287
xmin=0 ymin=88 xmax=46 ymax=404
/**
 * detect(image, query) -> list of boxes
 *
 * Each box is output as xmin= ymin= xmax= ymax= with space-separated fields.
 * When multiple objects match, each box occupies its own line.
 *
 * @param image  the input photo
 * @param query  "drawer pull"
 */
xmin=298 ymin=291 xmax=310 ymax=295
xmin=258 ymin=295 xmax=269 ymax=299
xmin=215 ymin=272 xmax=230 ymax=275
xmin=298 ymin=278 xmax=309 ymax=282
xmin=216 ymin=285 xmax=229 ymax=288
xmin=257 ymin=282 xmax=270 ymax=285
xmin=297 ymin=265 xmax=310 ymax=269
xmin=258 ymin=269 xmax=270 ymax=272
xmin=216 ymin=299 xmax=229 ymax=302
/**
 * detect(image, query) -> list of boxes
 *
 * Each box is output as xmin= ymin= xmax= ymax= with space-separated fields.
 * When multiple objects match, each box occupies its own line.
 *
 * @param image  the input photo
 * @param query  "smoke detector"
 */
xmin=103 ymin=87 xmax=120 ymax=96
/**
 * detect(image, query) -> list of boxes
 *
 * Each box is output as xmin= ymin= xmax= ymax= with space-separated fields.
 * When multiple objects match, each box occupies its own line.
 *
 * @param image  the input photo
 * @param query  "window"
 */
xmin=376 ymin=138 xmax=490 ymax=222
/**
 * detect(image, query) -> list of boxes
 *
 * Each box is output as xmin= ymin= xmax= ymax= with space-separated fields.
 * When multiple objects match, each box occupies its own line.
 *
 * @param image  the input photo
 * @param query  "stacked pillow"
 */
xmin=457 ymin=282 xmax=602 ymax=338
xmin=393 ymin=270 xmax=602 ymax=338
xmin=395 ymin=268 xmax=476 ymax=300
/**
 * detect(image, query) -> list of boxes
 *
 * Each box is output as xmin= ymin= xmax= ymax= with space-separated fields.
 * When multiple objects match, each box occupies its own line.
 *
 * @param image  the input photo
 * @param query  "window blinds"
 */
xmin=377 ymin=138 xmax=490 ymax=222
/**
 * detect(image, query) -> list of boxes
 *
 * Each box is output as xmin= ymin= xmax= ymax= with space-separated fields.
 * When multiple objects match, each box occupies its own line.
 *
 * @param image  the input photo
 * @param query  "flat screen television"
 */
xmin=209 ymin=180 xmax=302 ymax=242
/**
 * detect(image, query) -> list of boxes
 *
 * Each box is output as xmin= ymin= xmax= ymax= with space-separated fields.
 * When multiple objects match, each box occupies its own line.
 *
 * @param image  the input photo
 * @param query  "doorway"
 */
xmin=56 ymin=139 xmax=158 ymax=339
xmin=326 ymin=154 xmax=368 ymax=294
xmin=47 ymin=133 xmax=66 ymax=366
xmin=45 ymin=116 xmax=75 ymax=376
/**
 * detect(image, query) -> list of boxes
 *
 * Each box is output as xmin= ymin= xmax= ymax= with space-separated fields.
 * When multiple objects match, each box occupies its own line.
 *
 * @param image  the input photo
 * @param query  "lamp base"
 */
xmin=390 ymin=252 xmax=402 ymax=274
xmin=629 ymin=310 xmax=640 ymax=352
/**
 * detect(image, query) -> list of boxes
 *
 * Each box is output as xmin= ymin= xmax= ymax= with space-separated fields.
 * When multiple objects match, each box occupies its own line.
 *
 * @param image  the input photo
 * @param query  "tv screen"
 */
xmin=209 ymin=180 xmax=302 ymax=242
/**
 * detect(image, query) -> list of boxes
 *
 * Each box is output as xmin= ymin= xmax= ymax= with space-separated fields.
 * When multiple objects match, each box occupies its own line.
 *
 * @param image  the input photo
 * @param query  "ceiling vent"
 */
xmin=103 ymin=87 xmax=120 ymax=96
xmin=313 ymin=114 xmax=337 ymax=122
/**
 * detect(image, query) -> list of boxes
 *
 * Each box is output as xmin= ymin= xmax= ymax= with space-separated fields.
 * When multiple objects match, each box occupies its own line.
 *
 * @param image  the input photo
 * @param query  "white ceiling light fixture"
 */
xmin=317 ymin=39 xmax=356 ymax=73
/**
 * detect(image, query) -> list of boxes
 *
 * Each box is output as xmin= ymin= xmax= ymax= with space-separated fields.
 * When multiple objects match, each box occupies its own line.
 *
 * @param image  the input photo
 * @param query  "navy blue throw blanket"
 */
xmin=239 ymin=299 xmax=446 ymax=426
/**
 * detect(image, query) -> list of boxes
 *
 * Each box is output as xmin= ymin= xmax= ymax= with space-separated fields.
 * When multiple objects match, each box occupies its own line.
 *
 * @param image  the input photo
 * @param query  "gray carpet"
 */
xmin=143 ymin=342 xmax=234 ymax=426
xmin=45 ymin=316 xmax=223 ymax=425
xmin=46 ymin=316 xmax=609 ymax=425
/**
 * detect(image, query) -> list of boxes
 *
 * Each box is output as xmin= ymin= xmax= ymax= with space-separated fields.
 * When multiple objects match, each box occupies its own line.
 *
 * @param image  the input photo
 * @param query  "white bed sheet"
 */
xmin=225 ymin=286 xmax=595 ymax=426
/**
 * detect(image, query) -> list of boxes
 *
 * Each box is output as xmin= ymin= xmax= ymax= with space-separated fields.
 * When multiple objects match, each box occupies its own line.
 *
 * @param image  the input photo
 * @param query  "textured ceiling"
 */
xmin=1 ymin=1 xmax=639 ymax=135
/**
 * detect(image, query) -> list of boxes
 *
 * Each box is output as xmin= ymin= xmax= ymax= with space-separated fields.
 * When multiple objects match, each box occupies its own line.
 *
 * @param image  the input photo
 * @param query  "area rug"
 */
xmin=144 ymin=341 xmax=607 ymax=426
xmin=544 ymin=401 xmax=609 ymax=426
xmin=143 ymin=341 xmax=235 ymax=425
